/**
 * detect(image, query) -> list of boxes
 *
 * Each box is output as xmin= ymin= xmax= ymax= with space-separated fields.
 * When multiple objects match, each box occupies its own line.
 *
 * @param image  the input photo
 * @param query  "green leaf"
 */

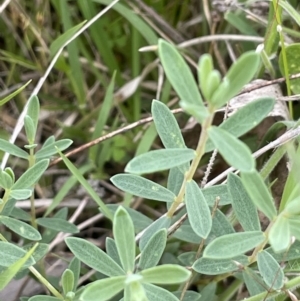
xmin=107 ymin=204 xmax=152 ymax=233
xmin=27 ymin=95 xmax=40 ymax=133
xmin=173 ymin=291 xmax=201 ymax=301
xmin=49 ymin=21 xmax=86 ymax=57
xmin=37 ymin=217 xmax=78 ymax=233
xmin=151 ymin=100 xmax=186 ymax=149
xmin=211 ymin=51 xmax=260 ymax=108
xmin=257 ymin=250 xmax=284 ymax=290
xmin=204 ymin=231 xmax=265 ymax=259
xmin=138 ymin=229 xmax=167 ymax=270
xmin=12 ymin=159 xmax=49 ymax=189
xmin=80 ymin=275 xmax=126 ymax=301
xmin=228 ymin=173 xmax=260 ymax=231
xmin=185 ymin=180 xmax=212 ymax=238
xmin=205 ymin=97 xmax=275 ymax=152
xmin=172 ymin=224 xmax=201 ymax=244
xmin=61 ymin=269 xmax=74 ymax=295
xmin=266 ymin=240 xmax=300 ymax=262
xmin=106 ymin=237 xmax=122 ymax=267
xmin=126 ymin=277 xmax=147 ymax=301
xmin=111 ymin=174 xmax=175 ymax=203
xmin=179 ymin=101 xmax=209 ymax=125
xmin=65 ymin=237 xmax=124 ymax=277
xmin=114 ymin=207 xmax=136 ymax=273
xmin=202 ymin=185 xmax=232 ymax=206
xmin=0 ymin=138 xmax=28 ymax=159
xmin=143 ymin=283 xmax=180 ymax=301
xmin=0 ymin=241 xmax=35 ymax=268
xmin=208 ymin=126 xmax=255 ymax=172
xmin=0 ymin=80 xmax=31 ymax=107
xmin=243 ymin=268 xmax=266 ymax=297
xmin=24 ymin=116 xmax=36 ymax=144
xmin=125 ymin=148 xmax=195 ymax=175
xmin=0 ymin=169 xmax=14 ymax=189
xmin=140 ymin=264 xmax=191 ymax=284
xmin=158 ymin=40 xmax=208 ymax=121
xmin=139 ymin=216 xmax=171 ymax=251
xmin=0 ymin=216 xmax=41 ymax=241
xmin=68 ymin=257 xmax=80 ymax=291
xmin=268 ymin=216 xmax=290 ymax=253
xmin=241 ymin=170 xmax=277 ymax=221
xmin=193 ymin=255 xmax=249 ymax=275
xmin=0 ymin=243 xmax=38 ymax=290
xmin=35 ymin=139 xmax=73 ymax=159
xmin=198 ymin=54 xmax=214 ymax=100
xmin=167 ymin=167 xmax=184 ymax=195
xmin=28 ymin=296 xmax=61 ymax=301
xmin=206 ymin=209 xmax=235 ymax=244
xmin=10 ymin=189 xmax=32 ymax=200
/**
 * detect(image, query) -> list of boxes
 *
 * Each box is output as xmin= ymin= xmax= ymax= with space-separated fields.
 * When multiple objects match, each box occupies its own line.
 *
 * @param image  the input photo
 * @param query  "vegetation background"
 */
xmin=1 ymin=0 xmax=300 ymax=301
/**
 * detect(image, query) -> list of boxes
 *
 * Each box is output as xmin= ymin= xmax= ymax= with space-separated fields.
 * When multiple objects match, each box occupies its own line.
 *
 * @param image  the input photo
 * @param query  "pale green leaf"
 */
xmin=173 ymin=291 xmax=201 ymax=301
xmin=29 ymin=296 xmax=60 ymax=301
xmin=0 ymin=243 xmax=38 ymax=290
xmin=167 ymin=167 xmax=184 ymax=195
xmin=0 ymin=138 xmax=28 ymax=159
xmin=27 ymin=95 xmax=40 ymax=133
xmin=208 ymin=126 xmax=255 ymax=172
xmin=257 ymin=250 xmax=284 ymax=290
xmin=35 ymin=139 xmax=73 ymax=159
xmin=198 ymin=54 xmax=214 ymax=100
xmin=114 ymin=207 xmax=136 ymax=273
xmin=0 ymin=169 xmax=14 ymax=189
xmin=268 ymin=216 xmax=290 ymax=253
xmin=206 ymin=97 xmax=275 ymax=152
xmin=125 ymin=148 xmax=195 ymax=175
xmin=12 ymin=159 xmax=49 ymax=189
xmin=202 ymin=185 xmax=232 ymax=206
xmin=144 ymin=283 xmax=179 ymax=301
xmin=111 ymin=174 xmax=175 ymax=203
xmin=241 ymin=170 xmax=277 ymax=221
xmin=140 ymin=264 xmax=191 ymax=284
xmin=228 ymin=173 xmax=260 ymax=231
xmin=10 ymin=189 xmax=32 ymax=200
xmin=211 ymin=51 xmax=260 ymax=108
xmin=80 ymin=275 xmax=126 ymax=301
xmin=151 ymin=100 xmax=186 ymax=149
xmin=139 ymin=216 xmax=171 ymax=250
xmin=158 ymin=40 xmax=208 ymax=121
xmin=106 ymin=237 xmax=121 ymax=267
xmin=65 ymin=237 xmax=124 ymax=277
xmin=138 ymin=229 xmax=167 ymax=270
xmin=185 ymin=180 xmax=212 ymax=238
xmin=204 ymin=231 xmax=265 ymax=259
xmin=0 ymin=216 xmax=41 ymax=241
xmin=24 ymin=116 xmax=36 ymax=144
xmin=193 ymin=255 xmax=249 ymax=275
xmin=68 ymin=257 xmax=80 ymax=291
xmin=37 ymin=217 xmax=78 ymax=233
xmin=61 ymin=269 xmax=74 ymax=295
xmin=171 ymin=224 xmax=201 ymax=244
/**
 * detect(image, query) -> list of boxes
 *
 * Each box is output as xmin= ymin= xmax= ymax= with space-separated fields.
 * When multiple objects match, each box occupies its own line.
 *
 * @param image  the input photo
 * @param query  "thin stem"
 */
xmin=167 ymin=114 xmax=214 ymax=217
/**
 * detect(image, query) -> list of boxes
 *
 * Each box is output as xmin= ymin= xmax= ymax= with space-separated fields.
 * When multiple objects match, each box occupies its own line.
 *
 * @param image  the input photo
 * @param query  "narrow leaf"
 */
xmin=268 ymin=216 xmax=290 ymax=253
xmin=114 ymin=207 xmax=136 ymax=273
xmin=140 ymin=264 xmax=191 ymax=284
xmin=228 ymin=173 xmax=260 ymax=231
xmin=138 ymin=229 xmax=167 ymax=270
xmin=0 ymin=216 xmax=41 ymax=241
xmin=241 ymin=170 xmax=277 ymax=221
xmin=0 ymin=138 xmax=28 ymax=159
xmin=29 ymin=296 xmax=60 ymax=301
xmin=208 ymin=126 xmax=255 ymax=172
xmin=206 ymin=97 xmax=275 ymax=152
xmin=193 ymin=255 xmax=249 ymax=275
xmin=111 ymin=174 xmax=175 ymax=203
xmin=61 ymin=269 xmax=74 ymax=295
xmin=211 ymin=51 xmax=260 ymax=108
xmin=12 ymin=159 xmax=49 ymax=189
xmin=143 ymin=283 xmax=180 ymax=301
xmin=35 ymin=139 xmax=73 ymax=159
xmin=80 ymin=275 xmax=126 ymax=301
xmin=65 ymin=237 xmax=124 ymax=277
xmin=69 ymin=257 xmax=80 ymax=291
xmin=10 ymin=189 xmax=32 ymax=200
xmin=185 ymin=180 xmax=212 ymax=238
xmin=125 ymin=148 xmax=195 ymax=175
xmin=151 ymin=100 xmax=186 ymax=149
xmin=204 ymin=231 xmax=265 ymax=259
xmin=139 ymin=216 xmax=171 ymax=250
xmin=37 ymin=218 xmax=78 ymax=233
xmin=106 ymin=237 xmax=122 ymax=267
xmin=158 ymin=40 xmax=208 ymax=121
xmin=257 ymin=250 xmax=284 ymax=290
